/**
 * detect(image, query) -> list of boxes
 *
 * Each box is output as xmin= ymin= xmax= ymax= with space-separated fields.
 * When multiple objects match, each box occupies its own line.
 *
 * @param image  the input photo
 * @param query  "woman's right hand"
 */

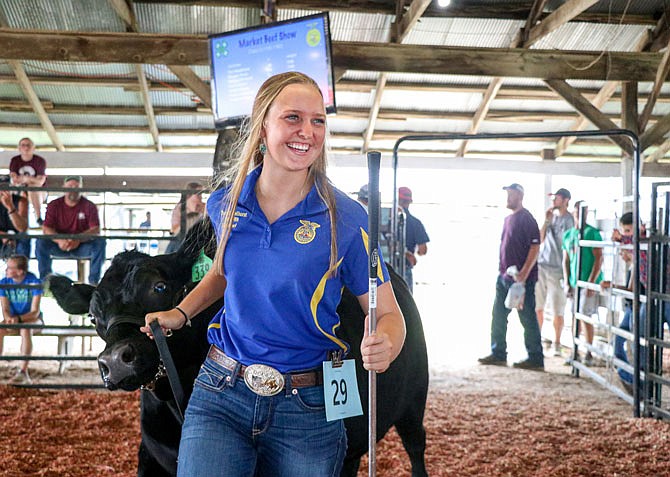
xmin=140 ymin=308 xmax=187 ymax=339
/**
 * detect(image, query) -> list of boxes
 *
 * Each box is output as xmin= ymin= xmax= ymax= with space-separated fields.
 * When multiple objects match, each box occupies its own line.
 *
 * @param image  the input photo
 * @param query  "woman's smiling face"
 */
xmin=261 ymin=82 xmax=326 ymax=174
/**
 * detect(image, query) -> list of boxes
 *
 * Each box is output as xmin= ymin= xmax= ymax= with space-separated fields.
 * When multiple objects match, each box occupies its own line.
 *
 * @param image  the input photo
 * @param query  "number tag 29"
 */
xmin=322 ymin=359 xmax=363 ymax=422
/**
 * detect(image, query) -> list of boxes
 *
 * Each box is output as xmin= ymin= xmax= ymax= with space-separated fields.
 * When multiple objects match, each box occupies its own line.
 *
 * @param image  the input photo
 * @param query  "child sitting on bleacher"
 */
xmin=0 ymin=254 xmax=42 ymax=384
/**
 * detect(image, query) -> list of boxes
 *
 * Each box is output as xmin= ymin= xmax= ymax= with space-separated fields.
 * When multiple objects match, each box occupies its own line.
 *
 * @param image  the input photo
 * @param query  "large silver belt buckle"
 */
xmin=243 ymin=364 xmax=284 ymax=396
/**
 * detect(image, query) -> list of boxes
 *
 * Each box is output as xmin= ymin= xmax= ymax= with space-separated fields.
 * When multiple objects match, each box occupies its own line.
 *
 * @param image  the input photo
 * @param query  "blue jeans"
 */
xmin=615 ymin=302 xmax=670 ymax=385
xmin=0 ymin=238 xmax=30 ymax=259
xmin=490 ymin=276 xmax=544 ymax=364
xmin=35 ymin=237 xmax=106 ymax=284
xmin=177 ymin=355 xmax=347 ymax=477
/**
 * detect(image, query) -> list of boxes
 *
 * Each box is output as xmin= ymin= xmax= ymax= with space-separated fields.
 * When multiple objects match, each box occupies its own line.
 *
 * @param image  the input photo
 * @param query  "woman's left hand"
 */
xmin=360 ymin=315 xmax=393 ymax=373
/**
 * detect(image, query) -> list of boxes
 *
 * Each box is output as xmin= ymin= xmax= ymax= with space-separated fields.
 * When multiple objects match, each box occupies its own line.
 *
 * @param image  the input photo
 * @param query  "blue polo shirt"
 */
xmin=206 ymin=167 xmax=390 ymax=372
xmin=0 ymin=272 xmax=42 ymax=316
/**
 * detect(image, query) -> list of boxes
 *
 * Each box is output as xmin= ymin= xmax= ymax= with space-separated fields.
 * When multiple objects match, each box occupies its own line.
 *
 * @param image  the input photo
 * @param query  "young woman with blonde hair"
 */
xmin=142 ymin=71 xmax=405 ymax=476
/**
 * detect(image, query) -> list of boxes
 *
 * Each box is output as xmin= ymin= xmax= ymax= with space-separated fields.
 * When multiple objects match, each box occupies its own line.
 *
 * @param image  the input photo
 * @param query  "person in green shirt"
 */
xmin=562 ymin=201 xmax=603 ymax=366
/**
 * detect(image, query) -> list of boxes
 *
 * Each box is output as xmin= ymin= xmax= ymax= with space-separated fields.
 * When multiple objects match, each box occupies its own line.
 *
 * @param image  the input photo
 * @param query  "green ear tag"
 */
xmin=191 ymin=249 xmax=213 ymax=283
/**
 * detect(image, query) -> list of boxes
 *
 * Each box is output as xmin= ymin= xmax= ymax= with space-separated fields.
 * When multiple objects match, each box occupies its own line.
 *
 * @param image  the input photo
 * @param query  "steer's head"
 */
xmin=48 ymin=218 xmax=216 ymax=393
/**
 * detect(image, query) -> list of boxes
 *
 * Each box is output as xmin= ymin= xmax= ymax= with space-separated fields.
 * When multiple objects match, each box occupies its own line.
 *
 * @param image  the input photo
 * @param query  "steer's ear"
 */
xmin=45 ymin=274 xmax=95 ymax=315
xmin=177 ymin=216 xmax=216 ymax=262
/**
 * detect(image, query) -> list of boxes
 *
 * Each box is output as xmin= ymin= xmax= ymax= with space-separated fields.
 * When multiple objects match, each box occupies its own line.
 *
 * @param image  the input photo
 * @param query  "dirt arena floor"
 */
xmin=2 ymin=353 xmax=670 ymax=477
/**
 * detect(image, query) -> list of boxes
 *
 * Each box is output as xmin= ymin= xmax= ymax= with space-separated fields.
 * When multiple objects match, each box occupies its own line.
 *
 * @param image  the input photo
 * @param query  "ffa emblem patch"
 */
xmin=294 ymin=220 xmax=320 ymax=244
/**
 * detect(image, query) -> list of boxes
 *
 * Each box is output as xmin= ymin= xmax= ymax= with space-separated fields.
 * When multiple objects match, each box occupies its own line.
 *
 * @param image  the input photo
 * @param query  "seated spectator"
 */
xmin=139 ymin=211 xmax=151 ymax=229
xmin=9 ymin=137 xmax=47 ymax=225
xmin=0 ymin=189 xmax=30 ymax=258
xmin=0 ymin=255 xmax=42 ymax=384
xmin=35 ymin=176 xmax=105 ymax=284
xmin=165 ymin=182 xmax=205 ymax=254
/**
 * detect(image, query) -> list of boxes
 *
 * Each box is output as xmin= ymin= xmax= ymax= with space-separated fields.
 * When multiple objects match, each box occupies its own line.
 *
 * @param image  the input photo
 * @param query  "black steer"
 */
xmin=48 ymin=219 xmax=428 ymax=477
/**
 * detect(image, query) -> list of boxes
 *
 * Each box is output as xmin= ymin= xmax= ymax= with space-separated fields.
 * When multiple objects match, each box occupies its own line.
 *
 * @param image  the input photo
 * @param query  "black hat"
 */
xmin=502 ymin=183 xmax=524 ymax=194
xmin=549 ymin=188 xmax=571 ymax=200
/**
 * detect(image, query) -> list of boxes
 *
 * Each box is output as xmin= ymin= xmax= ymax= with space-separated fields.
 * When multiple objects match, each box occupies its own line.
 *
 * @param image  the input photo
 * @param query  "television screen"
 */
xmin=209 ymin=13 xmax=336 ymax=128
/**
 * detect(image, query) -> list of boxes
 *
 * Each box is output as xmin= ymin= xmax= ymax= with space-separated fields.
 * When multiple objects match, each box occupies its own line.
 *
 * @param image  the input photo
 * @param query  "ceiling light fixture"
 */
xmin=437 ymin=0 xmax=451 ymax=7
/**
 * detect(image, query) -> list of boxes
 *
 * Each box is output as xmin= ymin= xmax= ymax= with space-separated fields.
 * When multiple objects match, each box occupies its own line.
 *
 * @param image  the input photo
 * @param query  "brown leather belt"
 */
xmin=207 ymin=346 xmax=323 ymax=389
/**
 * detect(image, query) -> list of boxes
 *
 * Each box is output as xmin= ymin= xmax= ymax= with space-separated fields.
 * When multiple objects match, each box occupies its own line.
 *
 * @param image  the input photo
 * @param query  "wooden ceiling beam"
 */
xmin=0 ymin=10 xmax=64 ymax=151
xmin=135 ymin=64 xmax=163 ymax=151
xmin=455 ymin=79 xmax=503 ymax=157
xmin=457 ymin=0 xmax=596 ymax=157
xmin=553 ymin=81 xmax=618 ymax=157
xmin=552 ymin=30 xmax=656 ymax=158
xmin=639 ymin=33 xmax=670 ymax=131
xmin=363 ymin=0 xmax=430 ymax=152
xmin=645 ymin=139 xmax=670 ymax=163
xmin=7 ymin=101 xmax=662 ymax=123
xmin=167 ymin=65 xmax=211 ymax=109
xmin=9 ymin=75 xmax=670 ymax=104
xmin=361 ymin=73 xmax=387 ymax=152
xmin=545 ymin=79 xmax=633 ymax=155
xmin=0 ymin=30 xmax=662 ymax=81
xmin=109 ymin=0 xmax=161 ymax=151
xmin=0 ymin=122 xmax=627 ymax=148
xmin=640 ymin=113 xmax=670 ymax=152
xmin=391 ymin=0 xmax=431 ymax=44
xmin=7 ymin=60 xmax=65 ymax=151
xmin=524 ymin=0 xmax=599 ymax=48
xmin=133 ymin=1 xmax=659 ymax=25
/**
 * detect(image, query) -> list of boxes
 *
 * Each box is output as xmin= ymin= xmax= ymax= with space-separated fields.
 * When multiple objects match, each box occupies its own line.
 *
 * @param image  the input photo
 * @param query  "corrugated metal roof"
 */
xmin=2 ymin=0 xmax=124 ymax=31
xmin=588 ymin=0 xmax=665 ymax=15
xmin=149 ymin=90 xmax=202 ymax=108
xmin=381 ymin=90 xmax=482 ymax=112
xmin=50 ymin=114 xmax=147 ymax=128
xmin=376 ymin=118 xmax=473 ymax=134
xmin=334 ymin=91 xmax=373 ymax=109
xmin=329 ymin=12 xmax=392 ymax=43
xmin=326 ymin=117 xmax=369 ymax=134
xmin=156 ymin=115 xmax=215 ymax=130
xmin=21 ymin=61 xmax=135 ymax=79
xmin=141 ymin=65 xmax=211 ymax=87
xmin=58 ymin=131 xmax=154 ymax=147
xmin=0 ymin=62 xmax=13 ymax=75
xmin=533 ymin=23 xmax=649 ymax=51
xmin=135 ymin=3 xmax=256 ymax=35
xmin=0 ymin=82 xmax=24 ymax=100
xmin=33 ymin=84 xmax=141 ymax=107
xmin=159 ymin=135 xmax=217 ymax=147
xmin=0 ymin=131 xmax=51 ymax=150
xmin=404 ymin=18 xmax=523 ymax=47
xmin=0 ymin=111 xmax=39 ymax=124
xmin=0 ymin=0 xmax=667 ymax=161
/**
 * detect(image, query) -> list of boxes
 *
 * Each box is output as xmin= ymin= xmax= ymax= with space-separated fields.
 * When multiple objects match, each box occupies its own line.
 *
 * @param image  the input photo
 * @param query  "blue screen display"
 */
xmin=210 ymin=13 xmax=336 ymax=128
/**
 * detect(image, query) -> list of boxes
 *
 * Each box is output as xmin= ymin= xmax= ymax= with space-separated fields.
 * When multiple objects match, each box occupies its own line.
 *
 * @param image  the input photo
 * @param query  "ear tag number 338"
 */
xmin=322 ymin=358 xmax=363 ymax=422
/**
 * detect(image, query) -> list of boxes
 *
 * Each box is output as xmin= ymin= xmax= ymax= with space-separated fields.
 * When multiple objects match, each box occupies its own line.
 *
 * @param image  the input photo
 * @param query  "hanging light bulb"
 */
xmin=437 ymin=0 xmax=451 ymax=7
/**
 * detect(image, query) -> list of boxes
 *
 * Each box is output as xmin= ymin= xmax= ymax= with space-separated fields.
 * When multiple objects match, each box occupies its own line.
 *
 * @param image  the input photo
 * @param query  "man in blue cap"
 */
xmin=479 ymin=183 xmax=544 ymax=370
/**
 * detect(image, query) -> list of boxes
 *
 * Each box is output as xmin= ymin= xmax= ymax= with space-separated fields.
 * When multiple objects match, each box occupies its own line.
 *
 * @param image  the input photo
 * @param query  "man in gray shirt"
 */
xmin=535 ymin=188 xmax=574 ymax=356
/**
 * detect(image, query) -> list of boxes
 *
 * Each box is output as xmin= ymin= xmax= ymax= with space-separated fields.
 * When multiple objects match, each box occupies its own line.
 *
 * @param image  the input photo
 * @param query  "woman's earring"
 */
xmin=259 ymin=142 xmax=267 ymax=155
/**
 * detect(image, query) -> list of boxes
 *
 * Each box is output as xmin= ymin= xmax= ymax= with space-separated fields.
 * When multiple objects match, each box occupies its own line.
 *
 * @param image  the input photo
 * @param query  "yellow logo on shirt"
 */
xmin=294 ymin=220 xmax=320 ymax=244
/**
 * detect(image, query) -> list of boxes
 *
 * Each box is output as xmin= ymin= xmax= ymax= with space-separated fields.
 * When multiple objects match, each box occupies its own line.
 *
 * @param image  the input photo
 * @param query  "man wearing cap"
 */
xmin=356 ymin=184 xmax=369 ymax=207
xmin=479 ymin=183 xmax=544 ymax=370
xmin=536 ymin=188 xmax=574 ymax=357
xmin=35 ymin=176 xmax=105 ymax=284
xmin=398 ymin=186 xmax=429 ymax=294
